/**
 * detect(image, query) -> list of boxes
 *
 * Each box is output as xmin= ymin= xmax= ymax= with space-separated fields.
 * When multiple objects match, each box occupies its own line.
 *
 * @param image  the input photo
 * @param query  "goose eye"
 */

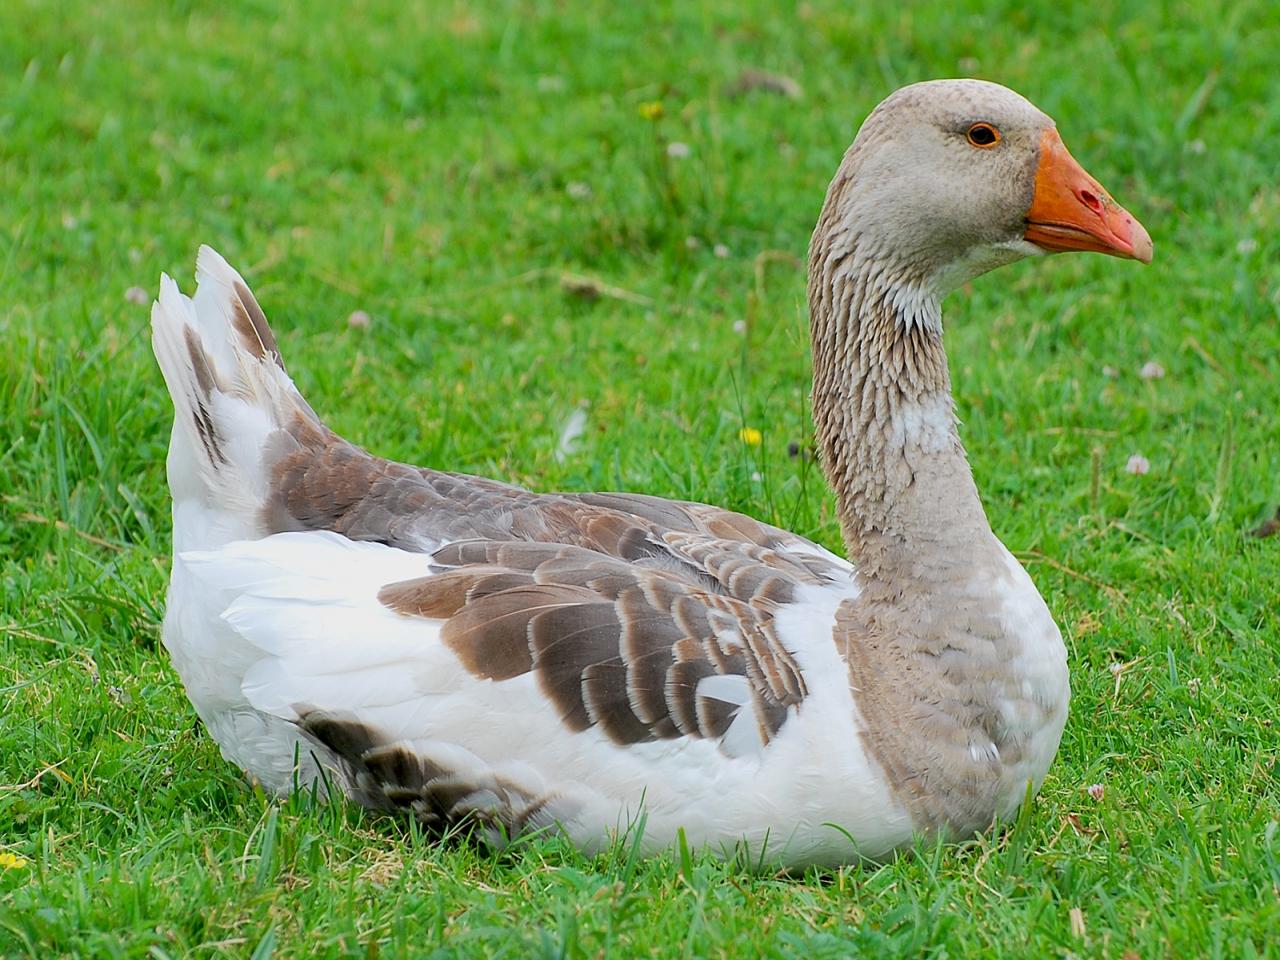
xmin=966 ymin=123 xmax=1001 ymax=148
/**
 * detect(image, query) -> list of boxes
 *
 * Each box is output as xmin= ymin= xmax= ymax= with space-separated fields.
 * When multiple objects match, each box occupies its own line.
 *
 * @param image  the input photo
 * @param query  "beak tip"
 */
xmin=1129 ymin=222 xmax=1153 ymax=264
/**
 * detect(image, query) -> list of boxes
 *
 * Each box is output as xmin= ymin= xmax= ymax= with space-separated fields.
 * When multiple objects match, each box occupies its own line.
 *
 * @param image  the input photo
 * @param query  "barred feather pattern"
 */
xmin=379 ymin=539 xmax=811 ymax=754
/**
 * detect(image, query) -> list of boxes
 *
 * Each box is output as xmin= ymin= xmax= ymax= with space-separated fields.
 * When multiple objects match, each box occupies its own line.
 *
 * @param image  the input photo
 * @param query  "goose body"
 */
xmin=151 ymin=80 xmax=1150 ymax=867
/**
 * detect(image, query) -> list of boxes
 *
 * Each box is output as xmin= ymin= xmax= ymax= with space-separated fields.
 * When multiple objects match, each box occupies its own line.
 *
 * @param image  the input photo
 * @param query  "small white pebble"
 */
xmin=1101 ymin=365 xmax=1118 ymax=379
xmin=666 ymin=141 xmax=690 ymax=159
xmin=1138 ymin=361 xmax=1165 ymax=380
xmin=713 ymin=243 xmax=730 ymax=258
xmin=732 ymin=319 xmax=747 ymax=335
xmin=566 ymin=181 xmax=591 ymax=199
xmin=124 ymin=286 xmax=149 ymax=305
xmin=1125 ymin=454 xmax=1150 ymax=475
xmin=1236 ymin=237 xmax=1258 ymax=255
xmin=347 ymin=310 xmax=371 ymax=329
xmin=1087 ymin=783 xmax=1105 ymax=801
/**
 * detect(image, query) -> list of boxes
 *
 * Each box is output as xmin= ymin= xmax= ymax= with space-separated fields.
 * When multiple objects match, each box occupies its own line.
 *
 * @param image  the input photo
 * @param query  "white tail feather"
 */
xmin=151 ymin=246 xmax=312 ymax=550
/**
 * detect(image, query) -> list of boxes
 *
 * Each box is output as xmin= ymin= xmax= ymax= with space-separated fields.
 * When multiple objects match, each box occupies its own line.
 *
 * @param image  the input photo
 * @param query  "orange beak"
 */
xmin=1024 ymin=128 xmax=1152 ymax=264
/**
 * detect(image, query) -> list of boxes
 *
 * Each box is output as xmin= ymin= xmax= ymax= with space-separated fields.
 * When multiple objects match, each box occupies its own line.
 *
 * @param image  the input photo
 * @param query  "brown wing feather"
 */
xmin=260 ymin=418 xmax=845 ymax=591
xmin=378 ymin=541 xmax=810 ymax=754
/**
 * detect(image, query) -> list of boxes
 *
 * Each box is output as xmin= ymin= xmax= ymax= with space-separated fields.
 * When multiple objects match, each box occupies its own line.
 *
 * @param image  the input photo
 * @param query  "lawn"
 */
xmin=1 ymin=0 xmax=1278 ymax=956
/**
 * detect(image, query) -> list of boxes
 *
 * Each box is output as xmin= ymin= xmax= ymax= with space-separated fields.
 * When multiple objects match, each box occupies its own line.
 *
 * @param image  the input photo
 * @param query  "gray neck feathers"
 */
xmin=808 ymin=202 xmax=995 ymax=580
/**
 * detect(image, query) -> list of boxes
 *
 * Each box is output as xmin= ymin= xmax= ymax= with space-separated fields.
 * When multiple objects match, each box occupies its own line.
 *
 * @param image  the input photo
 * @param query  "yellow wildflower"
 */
xmin=738 ymin=427 xmax=762 ymax=447
xmin=638 ymin=100 xmax=664 ymax=121
xmin=0 ymin=852 xmax=30 ymax=871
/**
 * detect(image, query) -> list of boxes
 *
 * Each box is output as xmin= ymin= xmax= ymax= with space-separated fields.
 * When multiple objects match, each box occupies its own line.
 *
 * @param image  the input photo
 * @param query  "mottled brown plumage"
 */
xmin=378 ymin=539 xmax=808 ymax=749
xmin=262 ymin=408 xmax=843 ymax=587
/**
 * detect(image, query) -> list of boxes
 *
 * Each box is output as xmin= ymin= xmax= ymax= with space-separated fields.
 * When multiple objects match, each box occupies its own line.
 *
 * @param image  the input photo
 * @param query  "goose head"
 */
xmin=817 ymin=78 xmax=1152 ymax=296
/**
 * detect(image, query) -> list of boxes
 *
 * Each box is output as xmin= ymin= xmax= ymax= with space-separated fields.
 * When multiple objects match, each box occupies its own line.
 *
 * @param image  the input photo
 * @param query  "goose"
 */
xmin=150 ymin=79 xmax=1151 ymax=868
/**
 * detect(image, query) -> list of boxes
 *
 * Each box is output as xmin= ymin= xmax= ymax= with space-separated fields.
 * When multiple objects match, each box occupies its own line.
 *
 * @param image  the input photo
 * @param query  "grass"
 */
xmin=1 ymin=0 xmax=1278 ymax=955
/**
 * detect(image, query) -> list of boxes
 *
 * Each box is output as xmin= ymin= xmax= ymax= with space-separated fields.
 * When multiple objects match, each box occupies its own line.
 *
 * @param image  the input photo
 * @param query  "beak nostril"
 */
xmin=1078 ymin=189 xmax=1103 ymax=214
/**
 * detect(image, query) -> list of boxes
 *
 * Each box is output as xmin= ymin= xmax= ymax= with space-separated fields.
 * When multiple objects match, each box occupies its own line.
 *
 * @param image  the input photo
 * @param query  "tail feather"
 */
xmin=151 ymin=246 xmax=317 ymax=547
xmin=191 ymin=245 xmax=286 ymax=373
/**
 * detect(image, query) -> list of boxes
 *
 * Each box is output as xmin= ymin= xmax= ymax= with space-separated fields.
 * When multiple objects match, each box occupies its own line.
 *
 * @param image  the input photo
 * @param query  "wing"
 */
xmin=377 ymin=539 xmax=808 ymax=754
xmin=260 ymin=412 xmax=851 ymax=591
xmin=232 ymin=413 xmax=856 ymax=831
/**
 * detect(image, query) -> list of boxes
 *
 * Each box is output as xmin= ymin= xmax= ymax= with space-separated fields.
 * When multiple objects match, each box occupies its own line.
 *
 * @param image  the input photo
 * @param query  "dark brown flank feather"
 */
xmin=298 ymin=712 xmax=555 ymax=837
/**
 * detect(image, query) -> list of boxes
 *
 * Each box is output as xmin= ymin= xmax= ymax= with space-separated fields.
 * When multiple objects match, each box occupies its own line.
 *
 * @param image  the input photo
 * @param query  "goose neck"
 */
xmin=807 ymin=241 xmax=995 ymax=578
